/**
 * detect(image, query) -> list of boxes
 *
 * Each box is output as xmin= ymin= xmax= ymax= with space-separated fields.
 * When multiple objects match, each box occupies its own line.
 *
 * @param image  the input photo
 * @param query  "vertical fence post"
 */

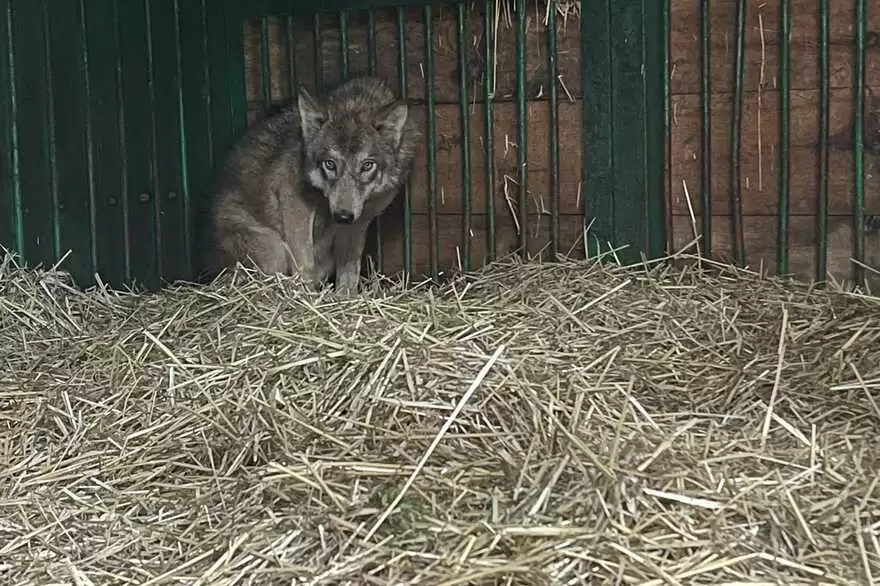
xmin=581 ymin=0 xmax=666 ymax=264
xmin=853 ymin=0 xmax=867 ymax=287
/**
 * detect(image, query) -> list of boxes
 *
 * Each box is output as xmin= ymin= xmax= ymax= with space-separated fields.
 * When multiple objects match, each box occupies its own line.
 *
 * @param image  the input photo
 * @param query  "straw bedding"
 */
xmin=1 ymin=250 xmax=879 ymax=585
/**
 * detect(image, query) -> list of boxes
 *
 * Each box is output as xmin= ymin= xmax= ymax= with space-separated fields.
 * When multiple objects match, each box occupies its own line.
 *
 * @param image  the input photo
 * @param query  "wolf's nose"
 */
xmin=333 ymin=211 xmax=354 ymax=224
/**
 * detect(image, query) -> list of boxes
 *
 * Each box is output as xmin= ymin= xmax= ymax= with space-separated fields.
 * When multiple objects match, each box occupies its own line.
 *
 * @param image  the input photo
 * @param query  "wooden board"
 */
xmin=670 ymin=87 xmax=880 ymax=216
xmin=241 ymin=1 xmax=880 ymax=106
xmin=241 ymin=5 xmax=585 ymax=106
xmin=671 ymin=213 xmax=880 ymax=287
xmin=375 ymin=211 xmax=587 ymax=278
xmin=669 ymin=0 xmax=880 ymax=96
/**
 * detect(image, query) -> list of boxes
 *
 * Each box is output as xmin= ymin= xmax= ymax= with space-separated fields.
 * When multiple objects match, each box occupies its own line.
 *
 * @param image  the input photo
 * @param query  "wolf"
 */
xmin=198 ymin=76 xmax=417 ymax=294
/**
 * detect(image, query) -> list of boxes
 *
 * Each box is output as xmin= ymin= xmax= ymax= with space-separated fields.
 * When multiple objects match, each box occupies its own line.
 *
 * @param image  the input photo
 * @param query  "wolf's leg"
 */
xmin=219 ymin=225 xmax=290 ymax=275
xmin=333 ymin=220 xmax=371 ymax=294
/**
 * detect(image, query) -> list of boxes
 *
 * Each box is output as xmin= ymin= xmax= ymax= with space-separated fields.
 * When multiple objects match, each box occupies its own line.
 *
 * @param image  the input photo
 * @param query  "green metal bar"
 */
xmin=0 ymin=0 xmax=10 ymax=252
xmin=700 ymin=0 xmax=712 ymax=257
xmin=483 ymin=0 xmax=496 ymax=262
xmin=148 ymin=0 xmax=190 ymax=284
xmin=79 ymin=0 xmax=98 ymax=276
xmin=145 ymin=0 xmax=164 ymax=281
xmin=200 ymin=0 xmax=213 ymax=172
xmin=339 ymin=11 xmax=349 ymax=80
xmin=731 ymin=0 xmax=746 ymax=266
xmin=173 ymin=0 xmax=191 ymax=278
xmin=643 ymin=0 xmax=667 ymax=259
xmin=455 ymin=3 xmax=472 ymax=271
xmin=423 ymin=5 xmax=438 ymax=280
xmin=225 ymin=7 xmax=246 ymax=138
xmin=84 ymin=0 xmax=128 ymax=285
xmin=366 ymin=10 xmax=382 ymax=273
xmin=260 ymin=17 xmax=272 ymax=110
xmin=663 ymin=0 xmax=673 ymax=254
xmin=853 ymin=0 xmax=866 ymax=286
xmin=777 ymin=0 xmax=791 ymax=276
xmin=514 ymin=0 xmax=527 ymax=255
xmin=47 ymin=0 xmax=96 ymax=282
xmin=285 ymin=15 xmax=297 ymax=99
xmin=2 ymin=0 xmax=23 ymax=256
xmin=581 ymin=0 xmax=613 ymax=260
xmin=608 ymin=1 xmax=647 ymax=265
xmin=313 ymin=13 xmax=322 ymax=91
xmin=817 ymin=0 xmax=829 ymax=282
xmin=547 ymin=3 xmax=560 ymax=258
xmin=397 ymin=7 xmax=411 ymax=277
xmin=119 ymin=0 xmax=159 ymax=287
xmin=367 ymin=10 xmax=377 ymax=75
xmin=240 ymin=0 xmax=436 ymax=20
xmin=114 ymin=0 xmax=132 ymax=280
xmin=179 ymin=0 xmax=211 ymax=282
xmin=13 ymin=0 xmax=57 ymax=268
xmin=206 ymin=0 xmax=235 ymax=163
xmin=42 ymin=0 xmax=61 ymax=261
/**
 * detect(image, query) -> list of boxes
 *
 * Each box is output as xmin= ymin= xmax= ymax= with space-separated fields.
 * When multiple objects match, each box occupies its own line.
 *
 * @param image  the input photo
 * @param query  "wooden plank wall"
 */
xmin=239 ymin=1 xmax=880 ymax=286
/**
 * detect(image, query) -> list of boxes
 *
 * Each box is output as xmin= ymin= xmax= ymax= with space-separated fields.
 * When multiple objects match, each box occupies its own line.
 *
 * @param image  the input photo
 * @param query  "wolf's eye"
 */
xmin=360 ymin=160 xmax=376 ymax=173
xmin=321 ymin=159 xmax=336 ymax=173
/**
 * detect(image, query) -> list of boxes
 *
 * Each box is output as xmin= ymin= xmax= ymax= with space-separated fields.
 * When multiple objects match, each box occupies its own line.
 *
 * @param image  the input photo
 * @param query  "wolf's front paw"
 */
xmin=334 ymin=272 xmax=361 ymax=296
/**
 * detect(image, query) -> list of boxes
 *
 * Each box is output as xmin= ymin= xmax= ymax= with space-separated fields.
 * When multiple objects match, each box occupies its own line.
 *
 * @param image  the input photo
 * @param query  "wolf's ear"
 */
xmin=297 ymin=86 xmax=328 ymax=141
xmin=373 ymin=102 xmax=408 ymax=147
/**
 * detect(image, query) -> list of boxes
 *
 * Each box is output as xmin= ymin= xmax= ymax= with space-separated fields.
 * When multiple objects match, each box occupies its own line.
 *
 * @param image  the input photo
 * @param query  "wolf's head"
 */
xmin=297 ymin=79 xmax=414 ymax=224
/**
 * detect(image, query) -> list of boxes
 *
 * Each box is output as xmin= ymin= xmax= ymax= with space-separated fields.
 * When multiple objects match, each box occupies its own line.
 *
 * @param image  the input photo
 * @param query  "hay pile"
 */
xmin=1 ymin=251 xmax=879 ymax=585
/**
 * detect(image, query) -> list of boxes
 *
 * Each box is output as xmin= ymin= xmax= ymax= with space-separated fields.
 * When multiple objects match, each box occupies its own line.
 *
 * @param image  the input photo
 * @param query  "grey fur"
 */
xmin=198 ymin=76 xmax=417 ymax=294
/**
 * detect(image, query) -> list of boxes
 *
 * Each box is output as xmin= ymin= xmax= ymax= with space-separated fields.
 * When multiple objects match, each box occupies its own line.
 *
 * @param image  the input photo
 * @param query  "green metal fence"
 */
xmin=0 ymin=0 xmax=874 ymax=290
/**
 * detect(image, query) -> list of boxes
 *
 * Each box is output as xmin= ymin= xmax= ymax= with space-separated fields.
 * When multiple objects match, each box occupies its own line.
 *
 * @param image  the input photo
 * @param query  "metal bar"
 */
xmin=777 ymin=0 xmax=791 ymax=275
xmin=119 ymin=0 xmax=159 ymax=286
xmin=82 ymin=0 xmax=128 ymax=284
xmin=339 ymin=10 xmax=349 ymax=80
xmin=178 ymin=0 xmax=211 ymax=283
xmin=367 ymin=10 xmax=377 ymax=75
xmin=609 ymin=1 xmax=648 ymax=265
xmin=114 ymin=0 xmax=132 ymax=281
xmin=731 ymin=0 xmax=746 ymax=266
xmin=483 ymin=0 xmax=496 ymax=262
xmin=547 ymin=3 xmax=560 ymax=258
xmin=241 ymin=0 xmax=436 ymax=20
xmin=172 ymin=0 xmax=191 ymax=277
xmin=853 ymin=0 xmax=866 ymax=286
xmin=42 ymin=0 xmax=61 ymax=261
xmin=200 ymin=0 xmax=213 ymax=172
xmin=367 ymin=10 xmax=381 ymax=273
xmin=313 ymin=12 xmax=322 ymax=91
xmin=456 ymin=3 xmax=472 ymax=271
xmin=643 ymin=0 xmax=668 ymax=259
xmin=224 ymin=5 xmax=246 ymax=138
xmin=514 ymin=0 xmax=527 ymax=255
xmin=285 ymin=15 xmax=297 ymax=99
xmin=260 ymin=16 xmax=271 ymax=110
xmin=397 ymin=7 xmax=411 ymax=277
xmin=581 ymin=0 xmax=613 ymax=260
xmin=423 ymin=5 xmax=438 ymax=280
xmin=80 ymin=0 xmax=98 ymax=276
xmin=817 ymin=0 xmax=830 ymax=283
xmin=2 ymin=0 xmax=23 ymax=256
xmin=700 ymin=0 xmax=712 ymax=257
xmin=664 ymin=0 xmax=673 ymax=254
xmin=147 ymin=0 xmax=189 ymax=284
xmin=145 ymin=0 xmax=164 ymax=282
